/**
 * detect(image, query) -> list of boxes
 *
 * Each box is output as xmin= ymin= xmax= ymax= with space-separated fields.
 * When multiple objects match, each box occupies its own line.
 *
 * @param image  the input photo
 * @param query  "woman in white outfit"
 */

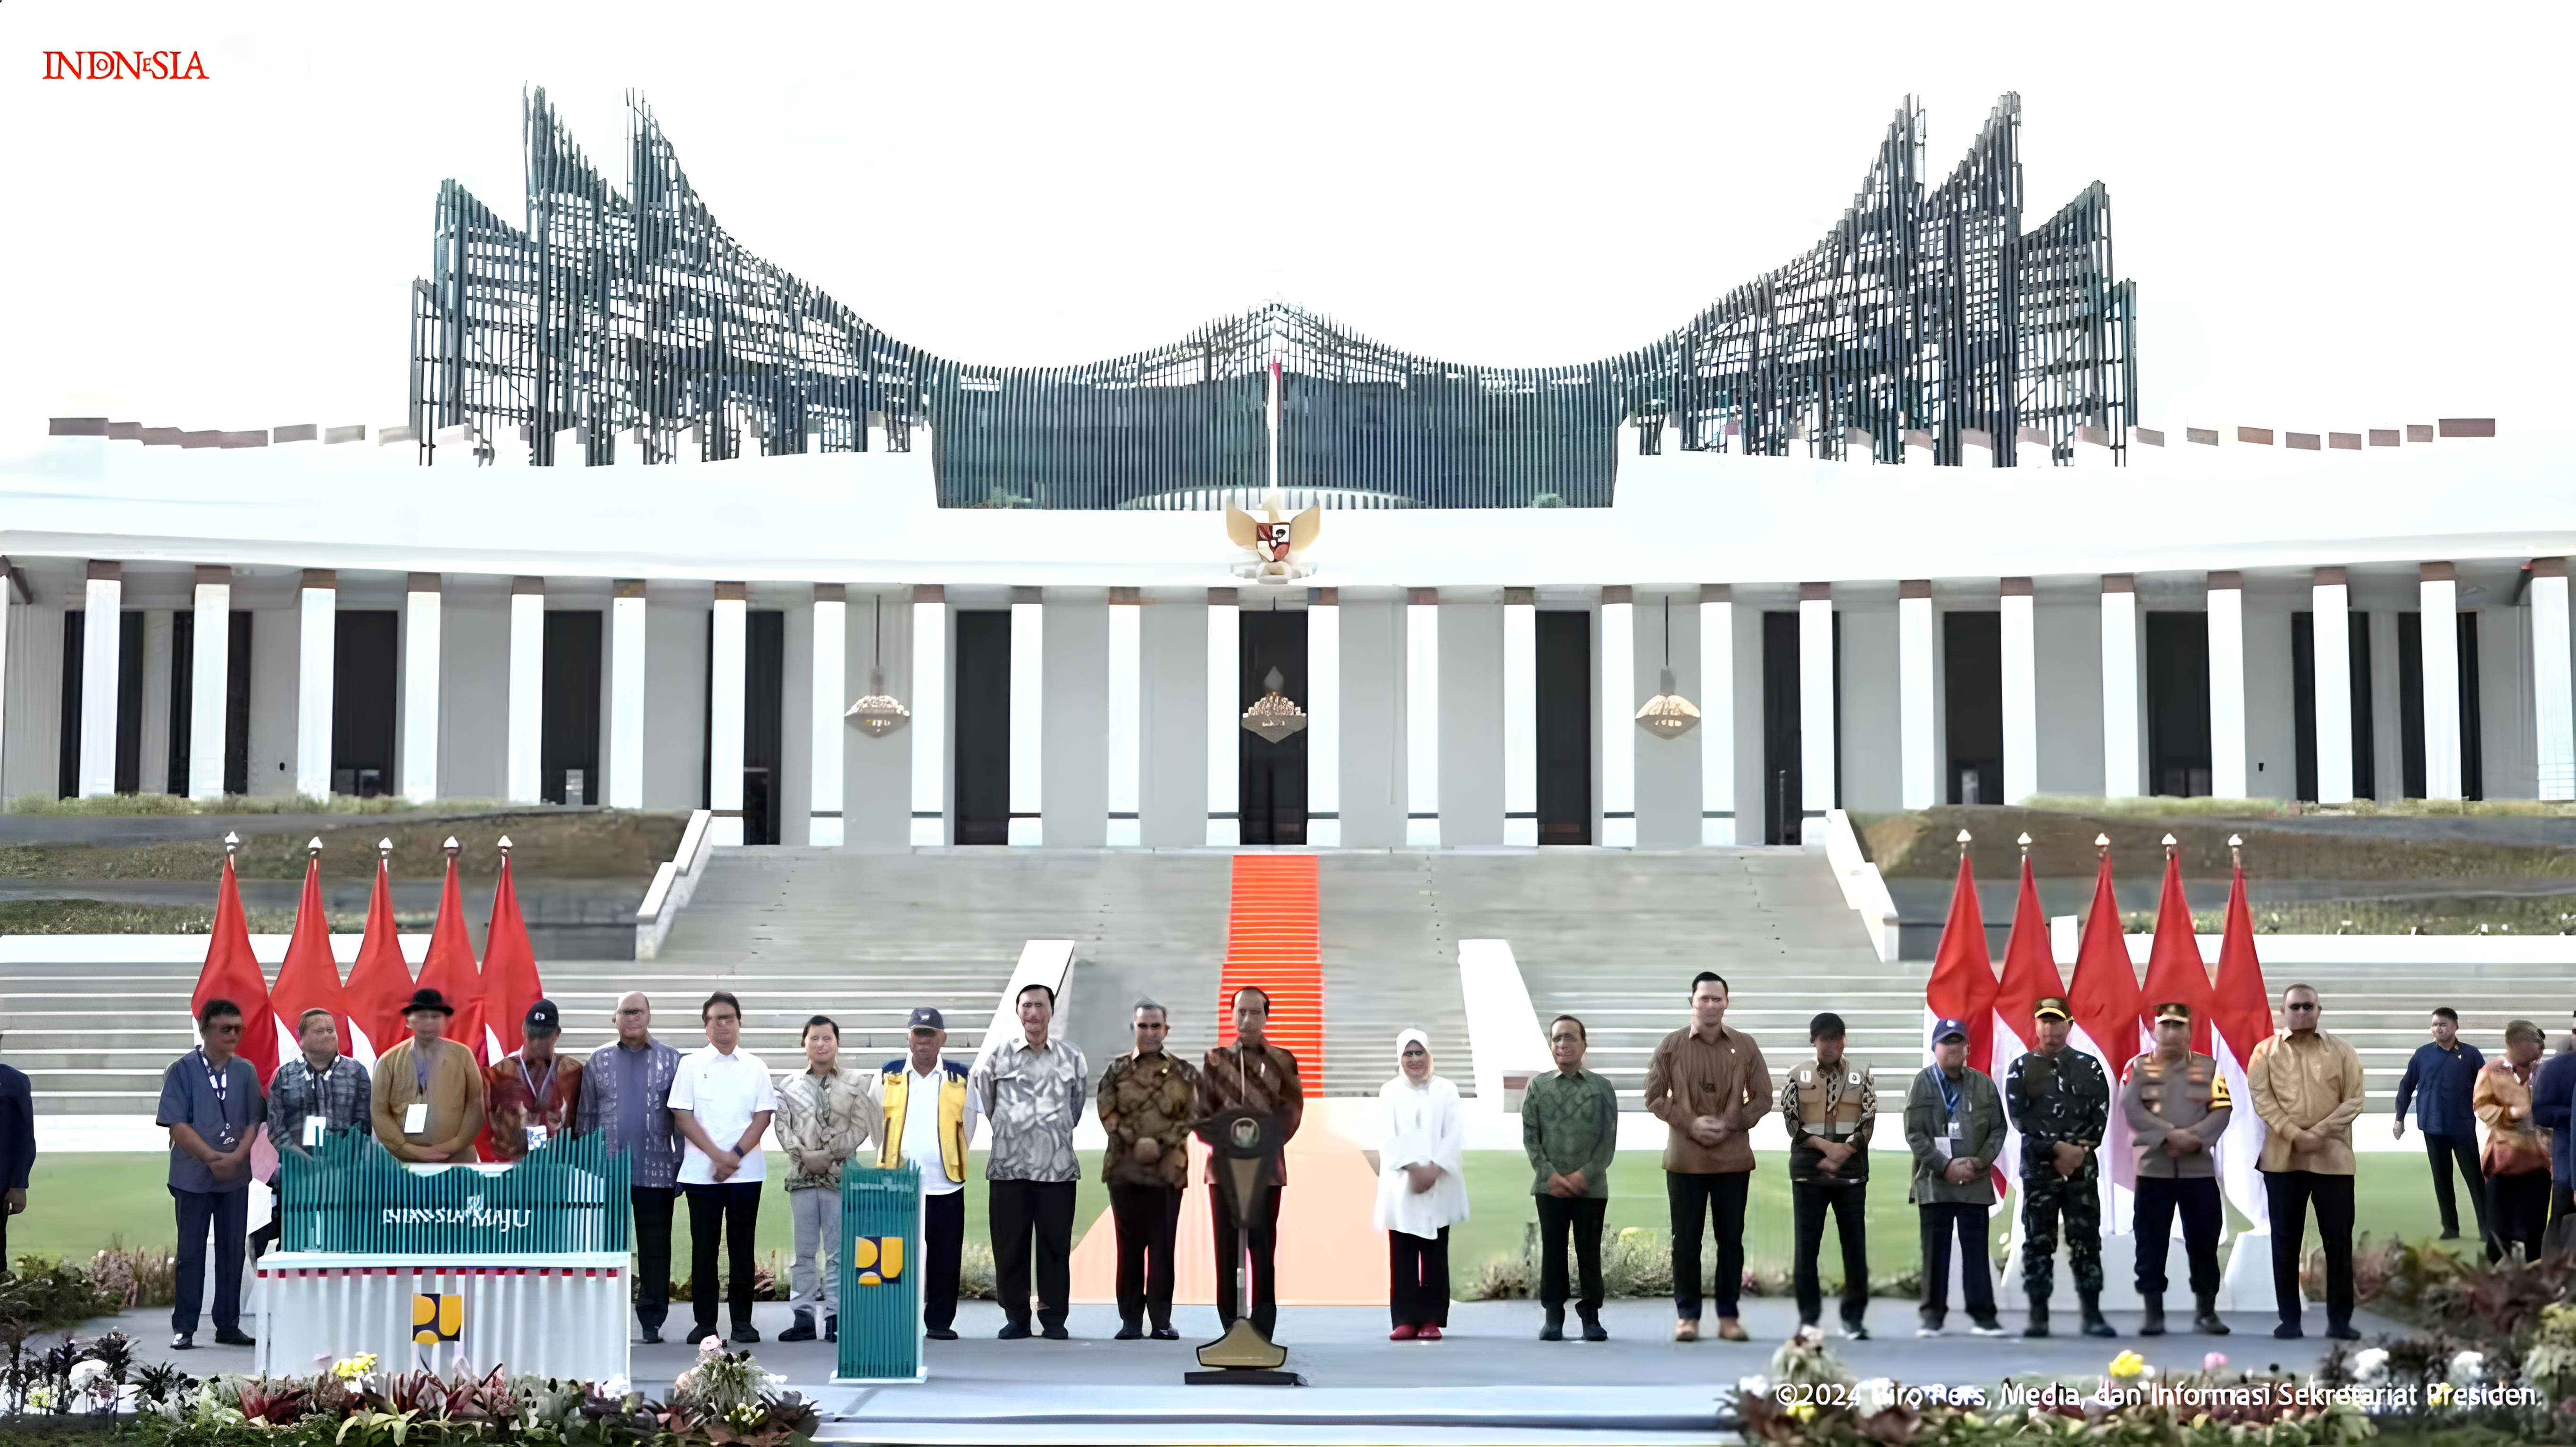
xmin=1376 ymin=1028 xmax=1468 ymax=1340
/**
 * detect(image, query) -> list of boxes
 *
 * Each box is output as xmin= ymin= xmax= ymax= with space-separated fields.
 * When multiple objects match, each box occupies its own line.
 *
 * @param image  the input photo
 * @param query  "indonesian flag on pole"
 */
xmin=415 ymin=841 xmax=489 ymax=1066
xmin=269 ymin=840 xmax=351 ymax=1073
xmin=2140 ymin=843 xmax=2216 ymax=1056
xmin=2209 ymin=847 xmax=2275 ymax=1234
xmin=1992 ymin=848 xmax=2067 ymax=1188
xmin=342 ymin=842 xmax=414 ymax=1069
xmin=480 ymin=839 xmax=544 ymax=1061
xmin=1924 ymin=844 xmax=1999 ymax=1073
xmin=2066 ymin=840 xmax=2143 ymax=1220
xmin=192 ymin=840 xmax=278 ymax=1085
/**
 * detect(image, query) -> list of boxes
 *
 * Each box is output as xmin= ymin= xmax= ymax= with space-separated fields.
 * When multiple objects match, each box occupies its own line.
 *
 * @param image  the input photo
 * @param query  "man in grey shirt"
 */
xmin=576 ymin=992 xmax=683 ymax=1343
xmin=970 ymin=982 xmax=1087 ymax=1340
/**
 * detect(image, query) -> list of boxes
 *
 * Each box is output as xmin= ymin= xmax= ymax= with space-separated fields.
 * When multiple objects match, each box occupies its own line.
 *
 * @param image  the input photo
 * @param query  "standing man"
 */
xmin=1096 ymin=998 xmax=1200 ymax=1341
xmin=1642 ymin=971 xmax=1772 ymax=1343
xmin=485 ymin=1001 xmax=583 ymax=1163
xmin=576 ymin=992 xmax=685 ymax=1344
xmin=369 ymin=988 xmax=485 ymax=1164
xmin=1524 ymin=1014 xmax=1617 ymax=1343
xmin=669 ymin=991 xmax=778 ymax=1346
xmin=1195 ymin=985 xmax=1304 ymax=1343
xmin=877 ymin=1007 xmax=980 ymax=1341
xmin=2531 ymin=1011 xmax=2576 ymax=1239
xmin=157 ymin=998 xmax=265 ymax=1349
xmin=257 ymin=1008 xmax=369 ymax=1259
xmin=2123 ymin=1002 xmax=2232 ymax=1336
xmin=2392 ymin=1007 xmax=2488 ymax=1244
xmin=0 ymin=1030 xmax=29 ymax=1269
xmin=775 ymin=1014 xmax=878 ymax=1343
xmin=972 ymin=982 xmax=1088 ymax=1341
xmin=2473 ymin=1021 xmax=2551 ymax=1264
xmin=1781 ymin=1012 xmax=1873 ymax=1342
xmin=2247 ymin=983 xmax=2366 ymax=1342
xmin=1905 ymin=1017 xmax=2008 ymax=1339
xmin=2003 ymin=996 xmax=2115 ymax=1340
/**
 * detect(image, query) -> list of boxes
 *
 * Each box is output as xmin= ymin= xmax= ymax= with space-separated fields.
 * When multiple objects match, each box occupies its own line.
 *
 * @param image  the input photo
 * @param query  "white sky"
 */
xmin=1 ymin=0 xmax=2565 ymax=457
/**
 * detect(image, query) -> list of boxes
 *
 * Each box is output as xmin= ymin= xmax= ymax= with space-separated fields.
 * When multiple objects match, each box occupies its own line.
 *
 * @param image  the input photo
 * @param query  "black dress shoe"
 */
xmin=639 ymin=1328 xmax=664 ymax=1345
xmin=825 ymin=1315 xmax=838 ymax=1343
xmin=1041 ymin=1323 xmax=1069 ymax=1340
xmin=214 ymin=1328 xmax=256 ymax=1347
xmin=1581 ymin=1315 xmax=1609 ymax=1343
xmin=997 ymin=1321 xmax=1032 ymax=1340
xmin=1114 ymin=1322 xmax=1144 ymax=1340
xmin=1150 ymin=1325 xmax=1179 ymax=1340
xmin=732 ymin=1324 xmax=761 ymax=1345
xmin=778 ymin=1317 xmax=817 ymax=1343
xmin=170 ymin=1333 xmax=195 ymax=1351
xmin=926 ymin=1326 xmax=958 ymax=1341
xmin=2325 ymin=1322 xmax=2362 ymax=1340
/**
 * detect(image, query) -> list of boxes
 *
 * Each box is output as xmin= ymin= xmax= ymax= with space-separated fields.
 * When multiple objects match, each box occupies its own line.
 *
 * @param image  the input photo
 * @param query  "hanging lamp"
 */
xmin=1635 ymin=596 xmax=1701 ymax=738
xmin=844 ymin=594 xmax=911 ymax=737
xmin=1240 ymin=666 xmax=1307 ymax=743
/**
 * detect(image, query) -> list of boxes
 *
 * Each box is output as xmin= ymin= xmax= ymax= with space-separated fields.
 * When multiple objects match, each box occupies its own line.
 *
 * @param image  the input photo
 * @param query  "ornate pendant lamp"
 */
xmin=1240 ymin=666 xmax=1307 ymax=744
xmin=844 ymin=594 xmax=911 ymax=737
xmin=1635 ymin=597 xmax=1700 ymax=738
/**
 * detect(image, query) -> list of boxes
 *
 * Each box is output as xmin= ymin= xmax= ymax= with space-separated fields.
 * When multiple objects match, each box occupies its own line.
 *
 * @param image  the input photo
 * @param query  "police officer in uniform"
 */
xmin=2124 ymin=1001 xmax=2233 ymax=1335
xmin=1780 ymin=1012 xmax=1874 ymax=1338
xmin=2003 ymin=995 xmax=2115 ymax=1339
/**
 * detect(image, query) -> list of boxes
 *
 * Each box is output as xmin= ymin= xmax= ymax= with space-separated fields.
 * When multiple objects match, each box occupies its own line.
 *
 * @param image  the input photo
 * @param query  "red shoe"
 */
xmin=1417 ymin=1324 xmax=1443 ymax=1341
xmin=1389 ymin=1324 xmax=1417 ymax=1341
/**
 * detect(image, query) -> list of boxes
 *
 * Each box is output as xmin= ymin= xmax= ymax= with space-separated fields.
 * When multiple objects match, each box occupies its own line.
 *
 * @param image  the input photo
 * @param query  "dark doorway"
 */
xmin=168 ymin=611 xmax=193 ymax=793
xmin=2459 ymin=612 xmax=2483 ymax=801
xmin=333 ymin=611 xmax=398 ymax=797
xmin=1761 ymin=611 xmax=1801 ymax=844
xmin=2291 ymin=612 xmax=2316 ymax=802
xmin=1943 ymin=611 xmax=2002 ymax=806
xmin=223 ymin=612 xmax=252 ymax=797
xmin=542 ymin=611 xmax=602 ymax=805
xmin=56 ymin=614 xmax=81 ymax=798
xmin=952 ymin=611 xmax=1012 ymax=844
xmin=2348 ymin=612 xmax=2374 ymax=800
xmin=1534 ymin=610 xmax=1592 ymax=844
xmin=114 ymin=611 xmax=144 ymax=794
xmin=744 ymin=610 xmax=785 ymax=844
xmin=2144 ymin=612 xmax=2211 ymax=797
xmin=1237 ymin=606 xmax=1308 ymax=845
xmin=2397 ymin=614 xmax=2425 ymax=798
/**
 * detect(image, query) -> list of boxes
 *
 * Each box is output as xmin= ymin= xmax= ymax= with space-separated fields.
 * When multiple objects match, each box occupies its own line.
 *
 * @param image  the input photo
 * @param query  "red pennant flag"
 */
xmin=414 ymin=845 xmax=488 ymax=1066
xmin=2209 ymin=853 xmax=2276 ymax=1232
xmin=269 ymin=844 xmax=350 ymax=1071
xmin=2140 ymin=848 xmax=2216 ymax=1056
xmin=480 ymin=842 xmax=544 ymax=1060
xmin=192 ymin=847 xmax=277 ymax=1085
xmin=1924 ymin=848 xmax=1998 ymax=1073
xmin=342 ymin=846 xmax=414 ymax=1066
xmin=1992 ymin=854 xmax=2068 ymax=1060
xmin=2066 ymin=848 xmax=2143 ymax=1075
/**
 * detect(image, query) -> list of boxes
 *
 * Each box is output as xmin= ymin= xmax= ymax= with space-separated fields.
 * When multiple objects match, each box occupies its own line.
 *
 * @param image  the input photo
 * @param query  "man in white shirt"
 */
xmin=875 ymin=1006 xmax=982 ymax=1341
xmin=669 ymin=990 xmax=777 ymax=1346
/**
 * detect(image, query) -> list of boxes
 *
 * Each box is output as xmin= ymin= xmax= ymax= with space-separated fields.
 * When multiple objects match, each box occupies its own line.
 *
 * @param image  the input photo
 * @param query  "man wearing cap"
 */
xmin=369 ymin=988 xmax=486 ymax=1165
xmin=576 ymin=993 xmax=685 ymax=1344
xmin=485 ymin=1000 xmax=584 ymax=1163
xmin=877 ymin=1006 xmax=981 ymax=1340
xmin=2392 ymin=1007 xmax=2488 ymax=1245
xmin=2247 ymin=983 xmax=2366 ymax=1341
xmin=971 ymin=982 xmax=1088 ymax=1340
xmin=2003 ymin=995 xmax=2115 ymax=1339
xmin=2124 ymin=1002 xmax=2233 ymax=1336
xmin=1780 ymin=1012 xmax=1873 ymax=1341
xmin=2529 ymin=1012 xmax=2576 ymax=1238
xmin=2474 ymin=1020 xmax=2551 ymax=1264
xmin=1905 ymin=1017 xmax=2007 ymax=1338
xmin=1095 ymin=999 xmax=1200 ymax=1341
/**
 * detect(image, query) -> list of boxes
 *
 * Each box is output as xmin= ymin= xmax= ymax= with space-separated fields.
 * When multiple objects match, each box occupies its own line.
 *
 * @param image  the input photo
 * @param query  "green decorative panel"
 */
xmin=834 ymin=1165 xmax=924 ymax=1382
xmin=276 ymin=1129 xmax=630 ymax=1255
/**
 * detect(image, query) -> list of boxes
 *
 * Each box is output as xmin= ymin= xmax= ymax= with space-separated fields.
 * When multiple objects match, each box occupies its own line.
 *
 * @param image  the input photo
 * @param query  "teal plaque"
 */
xmin=834 ymin=1164 xmax=924 ymax=1382
xmin=276 ymin=1130 xmax=629 ymax=1255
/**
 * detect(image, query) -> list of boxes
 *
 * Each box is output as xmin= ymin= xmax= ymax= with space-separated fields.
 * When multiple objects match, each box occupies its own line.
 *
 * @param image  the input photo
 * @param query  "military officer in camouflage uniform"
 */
xmin=2003 ymin=995 xmax=2116 ymax=1339
xmin=1096 ymin=999 xmax=1201 ymax=1340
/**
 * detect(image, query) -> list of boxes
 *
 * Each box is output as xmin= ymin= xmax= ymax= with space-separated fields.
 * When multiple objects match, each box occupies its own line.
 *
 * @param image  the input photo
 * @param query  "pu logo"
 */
xmin=412 ymin=1293 xmax=463 ymax=1343
xmin=849 ymin=1235 xmax=905 ymax=1286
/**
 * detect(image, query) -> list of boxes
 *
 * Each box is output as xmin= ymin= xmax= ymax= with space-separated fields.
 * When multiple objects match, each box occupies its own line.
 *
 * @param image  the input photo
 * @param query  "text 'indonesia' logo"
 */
xmin=42 ymin=50 xmax=209 ymax=80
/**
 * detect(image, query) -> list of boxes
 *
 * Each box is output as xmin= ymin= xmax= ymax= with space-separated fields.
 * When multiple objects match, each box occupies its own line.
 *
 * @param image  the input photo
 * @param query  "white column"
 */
xmin=1503 ymin=596 xmax=1536 ymax=847
xmin=1407 ymin=592 xmax=1439 ymax=845
xmin=1106 ymin=596 xmax=1140 ymax=847
xmin=78 ymin=563 xmax=122 ymax=796
xmin=2101 ymin=576 xmax=2141 ymax=797
xmin=2001 ymin=578 xmax=2037 ymax=807
xmin=2312 ymin=568 xmax=2354 ymax=804
xmin=2208 ymin=572 xmax=2248 ymax=799
xmin=1699 ymin=589 xmax=1735 ymax=844
xmin=1798 ymin=583 xmax=1835 ymax=834
xmin=2535 ymin=559 xmax=2574 ymax=801
xmin=295 ymin=569 xmax=335 ymax=800
xmin=608 ymin=581 xmax=647 ymax=809
xmin=188 ymin=568 xmax=231 ymax=800
xmin=810 ymin=585 xmax=846 ymax=846
xmin=1009 ymin=598 xmax=1045 ymax=846
xmin=2422 ymin=563 xmax=2461 ymax=800
xmin=1599 ymin=593 xmax=1634 ymax=847
xmin=401 ymin=574 xmax=442 ymax=804
xmin=708 ymin=584 xmax=748 ymax=845
xmin=1307 ymin=597 xmax=1341 ymax=846
xmin=910 ymin=590 xmax=947 ymax=845
xmin=136 ymin=612 xmax=173 ymax=794
xmin=506 ymin=579 xmax=544 ymax=803
xmin=1206 ymin=592 xmax=1238 ymax=845
xmin=1898 ymin=582 xmax=1936 ymax=809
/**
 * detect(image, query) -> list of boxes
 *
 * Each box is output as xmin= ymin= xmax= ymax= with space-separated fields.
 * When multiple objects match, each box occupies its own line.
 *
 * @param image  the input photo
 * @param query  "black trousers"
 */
xmin=989 ymin=1179 xmax=1076 ymax=1330
xmin=1107 ymin=1182 xmax=1183 ymax=1329
xmin=2490 ymin=1172 xmax=2550 ymax=1263
xmin=923 ymin=1189 xmax=964 ymax=1331
xmin=632 ymin=1187 xmax=676 ymax=1331
xmin=2264 ymin=1170 xmax=2354 ymax=1327
xmin=2424 ymin=1131 xmax=2490 ymax=1239
xmin=170 ymin=1186 xmax=248 ymax=1334
xmin=682 ymin=1181 xmax=762 ymax=1334
xmin=1791 ymin=1181 xmax=1869 ymax=1328
xmin=1535 ymin=1194 xmax=1606 ymax=1314
xmin=1668 ymin=1171 xmax=1750 ymax=1318
xmin=1215 ymin=1188 xmax=1283 ymax=1338
xmin=1388 ymin=1227 xmax=1449 ymax=1329
xmin=2132 ymin=1176 xmax=2224 ymax=1297
xmin=1918 ymin=1202 xmax=1996 ymax=1325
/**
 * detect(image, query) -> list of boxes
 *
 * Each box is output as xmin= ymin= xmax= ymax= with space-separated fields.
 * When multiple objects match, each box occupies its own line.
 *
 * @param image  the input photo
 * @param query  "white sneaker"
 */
xmin=1969 ymin=1321 xmax=2010 ymax=1338
xmin=1915 ymin=1323 xmax=1945 ymax=1338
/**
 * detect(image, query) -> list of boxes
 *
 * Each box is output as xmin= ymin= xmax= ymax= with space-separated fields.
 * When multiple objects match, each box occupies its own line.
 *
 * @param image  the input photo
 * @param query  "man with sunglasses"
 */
xmin=156 ymin=998 xmax=267 ymax=1350
xmin=2246 ymin=984 xmax=2366 ymax=1342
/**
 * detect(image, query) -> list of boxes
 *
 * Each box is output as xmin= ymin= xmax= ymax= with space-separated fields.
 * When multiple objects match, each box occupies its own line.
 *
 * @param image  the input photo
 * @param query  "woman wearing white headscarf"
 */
xmin=1376 ymin=1028 xmax=1468 ymax=1339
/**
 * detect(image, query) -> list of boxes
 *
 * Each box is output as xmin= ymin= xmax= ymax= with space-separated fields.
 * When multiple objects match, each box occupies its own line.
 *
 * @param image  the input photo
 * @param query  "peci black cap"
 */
xmin=524 ymin=999 xmax=560 ymax=1036
xmin=907 ymin=1006 xmax=945 ymax=1032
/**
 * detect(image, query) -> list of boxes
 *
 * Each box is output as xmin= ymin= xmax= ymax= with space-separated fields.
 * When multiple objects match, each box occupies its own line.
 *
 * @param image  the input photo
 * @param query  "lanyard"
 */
xmin=524 ymin=1057 xmax=558 ymax=1110
xmin=198 ymin=1048 xmax=230 ymax=1107
xmin=1932 ymin=1067 xmax=1961 ymax=1121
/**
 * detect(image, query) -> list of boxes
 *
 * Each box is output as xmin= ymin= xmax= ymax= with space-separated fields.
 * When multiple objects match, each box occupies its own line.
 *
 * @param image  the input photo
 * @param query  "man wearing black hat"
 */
xmin=485 ymin=1000 xmax=584 ymax=1163
xmin=2003 ymin=995 xmax=2115 ymax=1339
xmin=1905 ymin=1017 xmax=2007 ymax=1338
xmin=369 ymin=988 xmax=485 ymax=1164
xmin=2123 ymin=1002 xmax=2233 ymax=1335
xmin=875 ymin=1007 xmax=980 ymax=1340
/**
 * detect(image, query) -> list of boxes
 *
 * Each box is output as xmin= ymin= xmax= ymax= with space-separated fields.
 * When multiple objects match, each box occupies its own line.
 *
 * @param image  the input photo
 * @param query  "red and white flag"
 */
xmin=342 ymin=846 xmax=414 ymax=1068
xmin=2209 ymin=855 xmax=2275 ymax=1234
xmin=269 ymin=844 xmax=350 ymax=1073
xmin=1991 ymin=853 xmax=2067 ymax=1188
xmin=193 ymin=848 xmax=278 ymax=1083
xmin=1924 ymin=848 xmax=1999 ymax=1073
xmin=2066 ymin=846 xmax=2143 ymax=1220
xmin=414 ymin=845 xmax=488 ymax=1066
xmin=2140 ymin=848 xmax=2216 ymax=1056
xmin=480 ymin=842 xmax=544 ymax=1061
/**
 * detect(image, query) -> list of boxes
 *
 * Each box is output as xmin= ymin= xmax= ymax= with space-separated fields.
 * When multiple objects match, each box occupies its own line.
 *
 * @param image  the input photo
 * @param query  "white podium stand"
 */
xmin=255 ymin=1252 xmax=631 ymax=1381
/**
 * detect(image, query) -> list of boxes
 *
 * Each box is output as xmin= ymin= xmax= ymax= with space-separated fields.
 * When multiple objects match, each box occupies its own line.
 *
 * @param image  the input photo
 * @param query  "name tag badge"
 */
xmin=525 ymin=1123 xmax=548 ymax=1153
xmin=1946 ymin=1114 xmax=1962 ymax=1138
xmin=302 ymin=1115 xmax=325 ymax=1148
xmin=404 ymin=1102 xmax=429 ymax=1134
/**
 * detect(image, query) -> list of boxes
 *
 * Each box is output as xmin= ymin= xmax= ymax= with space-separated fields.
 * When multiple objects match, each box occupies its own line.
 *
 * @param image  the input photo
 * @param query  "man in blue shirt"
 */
xmin=2392 ymin=1007 xmax=2487 ymax=1245
xmin=155 ymin=998 xmax=267 ymax=1350
xmin=0 ymin=1031 xmax=33 ymax=1269
xmin=2529 ymin=1010 xmax=2576 ymax=1245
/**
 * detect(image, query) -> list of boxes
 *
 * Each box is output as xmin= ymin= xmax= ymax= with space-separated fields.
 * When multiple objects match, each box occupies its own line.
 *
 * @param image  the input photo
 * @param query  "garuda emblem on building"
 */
xmin=1225 ymin=495 xmax=1321 ymax=582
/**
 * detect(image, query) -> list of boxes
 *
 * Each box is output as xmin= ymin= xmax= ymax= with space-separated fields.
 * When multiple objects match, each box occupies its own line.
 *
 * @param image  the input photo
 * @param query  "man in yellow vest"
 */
xmin=877 ymin=1007 xmax=981 ymax=1340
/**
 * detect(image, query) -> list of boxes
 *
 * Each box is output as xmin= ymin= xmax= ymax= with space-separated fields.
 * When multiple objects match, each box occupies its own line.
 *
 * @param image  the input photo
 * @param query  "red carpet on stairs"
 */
xmin=1216 ymin=853 xmax=1323 ymax=1067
